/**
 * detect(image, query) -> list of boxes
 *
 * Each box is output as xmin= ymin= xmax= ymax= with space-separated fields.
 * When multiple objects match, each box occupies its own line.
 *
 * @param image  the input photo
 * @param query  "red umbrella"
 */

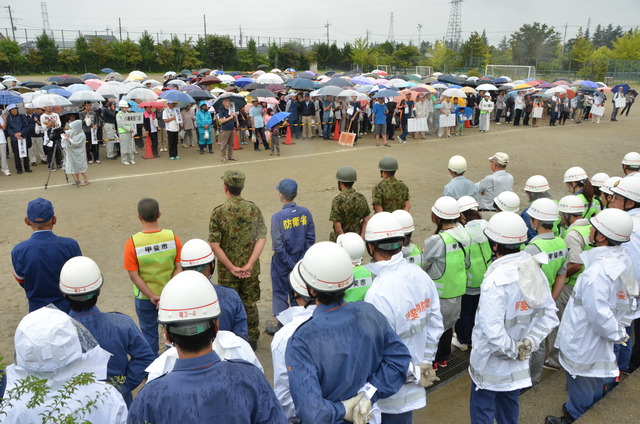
xmin=553 ymin=80 xmax=571 ymax=86
xmin=266 ymin=84 xmax=286 ymax=92
xmin=84 ymin=79 xmax=104 ymax=90
xmin=137 ymin=101 xmax=167 ymax=108
xmin=199 ymin=76 xmax=221 ymax=85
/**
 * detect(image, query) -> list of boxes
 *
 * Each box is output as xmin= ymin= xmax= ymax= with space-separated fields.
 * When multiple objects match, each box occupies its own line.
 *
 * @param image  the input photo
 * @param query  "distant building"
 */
xmin=84 ymin=34 xmax=118 ymax=43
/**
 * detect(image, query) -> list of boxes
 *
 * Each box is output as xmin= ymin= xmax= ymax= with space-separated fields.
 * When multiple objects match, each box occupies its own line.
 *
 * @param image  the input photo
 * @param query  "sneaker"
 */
xmin=88 ymin=160 xmax=94 ymax=164
xmin=3 ymin=171 xmax=10 ymax=176
xmin=122 ymin=161 xmax=130 ymax=165
xmin=95 ymin=160 xmax=101 ymax=164
xmin=451 ymin=335 xmax=469 ymax=351
xmin=436 ymin=360 xmax=448 ymax=368
xmin=130 ymin=160 xmax=136 ymax=165
xmin=544 ymin=415 xmax=575 ymax=424
xmin=175 ymin=156 xmax=181 ymax=160
xmin=397 ymin=135 xmax=403 ymax=143
xmin=170 ymin=157 xmax=176 ymax=160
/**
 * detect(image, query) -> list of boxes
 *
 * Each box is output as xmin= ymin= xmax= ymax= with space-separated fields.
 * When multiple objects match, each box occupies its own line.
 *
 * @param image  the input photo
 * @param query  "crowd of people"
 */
xmin=0 ymin=69 xmax=635 ymax=185
xmin=3 ymin=144 xmax=640 ymax=424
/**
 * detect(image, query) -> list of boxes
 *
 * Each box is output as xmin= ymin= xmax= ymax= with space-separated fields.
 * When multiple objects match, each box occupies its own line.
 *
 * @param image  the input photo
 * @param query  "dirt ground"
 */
xmin=1 ymin=107 xmax=637 ymax=422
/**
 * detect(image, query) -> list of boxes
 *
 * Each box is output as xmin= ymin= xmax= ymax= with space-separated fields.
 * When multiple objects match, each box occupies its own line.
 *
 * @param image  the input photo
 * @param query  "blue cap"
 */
xmin=276 ymin=179 xmax=298 ymax=196
xmin=27 ymin=198 xmax=54 ymax=223
xmin=6 ymin=104 xmax=17 ymax=112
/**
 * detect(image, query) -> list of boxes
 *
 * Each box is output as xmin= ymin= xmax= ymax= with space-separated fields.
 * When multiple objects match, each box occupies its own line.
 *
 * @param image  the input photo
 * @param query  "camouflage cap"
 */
xmin=221 ymin=170 xmax=245 ymax=188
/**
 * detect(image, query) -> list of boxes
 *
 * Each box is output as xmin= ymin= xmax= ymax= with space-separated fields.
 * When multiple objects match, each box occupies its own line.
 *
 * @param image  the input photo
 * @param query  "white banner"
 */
xmin=408 ymin=117 xmax=428 ymax=132
xmin=615 ymin=98 xmax=626 ymax=108
xmin=480 ymin=102 xmax=494 ymax=112
xmin=591 ymin=105 xmax=605 ymax=116
xmin=123 ymin=113 xmax=144 ymax=125
xmin=91 ymin=128 xmax=98 ymax=145
xmin=439 ymin=114 xmax=455 ymax=128
xmin=532 ymin=107 xmax=543 ymax=119
xmin=18 ymin=138 xmax=28 ymax=158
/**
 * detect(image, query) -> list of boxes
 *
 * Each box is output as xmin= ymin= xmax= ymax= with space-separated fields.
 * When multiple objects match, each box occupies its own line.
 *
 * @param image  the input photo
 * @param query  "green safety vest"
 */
xmin=117 ymin=111 xmax=133 ymax=134
xmin=531 ymin=236 xmax=567 ymax=289
xmin=576 ymin=193 xmax=598 ymax=220
xmin=344 ymin=265 xmax=374 ymax=303
xmin=405 ymin=244 xmax=422 ymax=268
xmin=466 ymin=240 xmax=492 ymax=289
xmin=131 ymin=229 xmax=178 ymax=299
xmin=565 ymin=224 xmax=593 ymax=287
xmin=434 ymin=232 xmax=467 ymax=299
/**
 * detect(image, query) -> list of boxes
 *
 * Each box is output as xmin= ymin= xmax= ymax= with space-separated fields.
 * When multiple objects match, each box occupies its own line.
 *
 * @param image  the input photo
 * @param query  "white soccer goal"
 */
xmin=415 ymin=66 xmax=433 ymax=77
xmin=485 ymin=65 xmax=536 ymax=80
xmin=374 ymin=65 xmax=390 ymax=74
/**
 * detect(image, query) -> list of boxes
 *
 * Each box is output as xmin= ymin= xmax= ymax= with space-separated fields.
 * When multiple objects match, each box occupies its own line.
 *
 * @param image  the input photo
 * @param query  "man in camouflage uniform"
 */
xmin=372 ymin=156 xmax=411 ymax=213
xmin=329 ymin=166 xmax=370 ymax=241
xmin=209 ymin=170 xmax=267 ymax=350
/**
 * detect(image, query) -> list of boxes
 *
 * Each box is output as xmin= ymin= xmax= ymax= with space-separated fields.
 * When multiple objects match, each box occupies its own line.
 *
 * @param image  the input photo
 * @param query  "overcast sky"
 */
xmin=1 ymin=0 xmax=639 ymax=47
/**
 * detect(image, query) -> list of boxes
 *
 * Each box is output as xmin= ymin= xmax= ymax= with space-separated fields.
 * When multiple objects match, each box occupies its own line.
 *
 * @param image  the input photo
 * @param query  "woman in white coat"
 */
xmin=63 ymin=119 xmax=90 ymax=186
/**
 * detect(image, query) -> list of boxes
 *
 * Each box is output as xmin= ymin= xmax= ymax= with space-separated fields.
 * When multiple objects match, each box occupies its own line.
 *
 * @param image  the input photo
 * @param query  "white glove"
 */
xmin=342 ymin=392 xmax=371 ymax=424
xmin=517 ymin=338 xmax=533 ymax=361
xmin=418 ymin=362 xmax=440 ymax=388
xmin=616 ymin=332 xmax=630 ymax=346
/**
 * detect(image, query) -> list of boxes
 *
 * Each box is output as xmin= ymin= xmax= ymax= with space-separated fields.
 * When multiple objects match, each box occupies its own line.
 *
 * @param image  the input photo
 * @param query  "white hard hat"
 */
xmin=563 ymin=166 xmax=588 ymax=183
xmin=391 ymin=209 xmax=415 ymax=234
xmin=458 ymin=196 xmax=479 ymax=212
xmin=590 ymin=209 xmax=633 ymax=243
xmin=448 ymin=155 xmax=467 ymax=173
xmin=432 ymin=196 xmax=461 ymax=220
xmin=611 ymin=175 xmax=640 ymax=203
xmin=289 ymin=261 xmax=310 ymax=298
xmin=336 ymin=232 xmax=366 ymax=264
xmin=297 ymin=242 xmax=354 ymax=293
xmin=621 ymin=152 xmax=640 ymax=166
xmin=524 ymin=175 xmax=550 ymax=193
xmin=180 ymin=239 xmax=215 ymax=268
xmin=590 ymin=173 xmax=610 ymax=187
xmin=158 ymin=271 xmax=221 ymax=333
xmin=484 ymin=211 xmax=528 ymax=245
xmin=118 ymin=99 xmax=130 ymax=108
xmin=364 ymin=212 xmax=405 ymax=248
xmin=558 ymin=195 xmax=586 ymax=214
xmin=528 ymin=198 xmax=559 ymax=222
xmin=59 ymin=256 xmax=103 ymax=299
xmin=601 ymin=176 xmax=623 ymax=195
xmin=494 ymin=191 xmax=521 ymax=213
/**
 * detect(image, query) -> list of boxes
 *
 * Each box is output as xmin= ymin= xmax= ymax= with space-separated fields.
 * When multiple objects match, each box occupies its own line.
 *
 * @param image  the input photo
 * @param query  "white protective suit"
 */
xmin=271 ymin=305 xmax=316 ymax=419
xmin=63 ymin=120 xmax=88 ymax=174
xmin=365 ymin=252 xmax=444 ymax=414
xmin=556 ymin=245 xmax=635 ymax=378
xmin=623 ymin=208 xmax=640 ymax=318
xmin=469 ymin=251 xmax=559 ymax=392
xmin=145 ymin=330 xmax=262 ymax=382
xmin=2 ymin=307 xmax=127 ymax=424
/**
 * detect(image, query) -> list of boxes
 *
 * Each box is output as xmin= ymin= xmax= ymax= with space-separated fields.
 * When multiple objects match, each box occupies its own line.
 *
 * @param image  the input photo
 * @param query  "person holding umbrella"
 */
xmin=611 ymin=86 xmax=626 ymax=121
xmin=621 ymin=90 xmax=635 ymax=116
xmin=249 ymin=99 xmax=269 ymax=151
xmin=80 ymin=102 xmax=100 ymax=164
xmin=143 ymin=105 xmax=160 ymax=158
xmin=163 ymin=100 xmax=182 ymax=160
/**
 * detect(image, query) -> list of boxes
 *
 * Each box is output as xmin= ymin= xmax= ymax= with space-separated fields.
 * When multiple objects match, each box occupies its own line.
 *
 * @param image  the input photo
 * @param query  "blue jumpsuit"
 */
xmin=285 ymin=300 xmax=411 ymax=424
xmin=270 ymin=202 xmax=315 ymax=316
xmin=70 ymin=306 xmax=155 ymax=406
xmin=128 ymin=351 xmax=286 ymax=424
xmin=215 ymin=284 xmax=249 ymax=341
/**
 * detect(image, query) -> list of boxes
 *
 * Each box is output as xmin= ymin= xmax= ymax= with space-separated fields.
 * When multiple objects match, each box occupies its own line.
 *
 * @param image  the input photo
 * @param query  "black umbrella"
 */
xmin=250 ymin=89 xmax=277 ymax=98
xmin=22 ymin=81 xmax=46 ymax=89
xmin=325 ymin=71 xmax=336 ymax=76
xmin=81 ymin=73 xmax=100 ymax=81
xmin=213 ymin=93 xmax=246 ymax=112
xmin=244 ymin=82 xmax=266 ymax=90
xmin=285 ymin=79 xmax=315 ymax=91
xmin=46 ymin=76 xmax=63 ymax=84
xmin=188 ymin=89 xmax=214 ymax=101
xmin=257 ymin=64 xmax=269 ymax=70
xmin=462 ymin=79 xmax=478 ymax=87
xmin=438 ymin=75 xmax=463 ymax=85
xmin=59 ymin=77 xmax=84 ymax=86
xmin=294 ymin=72 xmax=314 ymax=79
xmin=322 ymin=77 xmax=352 ymax=88
xmin=629 ymin=90 xmax=638 ymax=98
xmin=389 ymin=75 xmax=408 ymax=81
xmin=101 ymin=67 xmax=115 ymax=74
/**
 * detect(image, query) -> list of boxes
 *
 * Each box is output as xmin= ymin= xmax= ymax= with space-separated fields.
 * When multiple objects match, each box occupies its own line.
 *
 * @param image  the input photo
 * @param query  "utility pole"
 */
xmin=365 ymin=29 xmax=370 ymax=44
xmin=562 ymin=23 xmax=568 ymax=56
xmin=324 ymin=21 xmax=331 ymax=44
xmin=203 ymin=15 xmax=207 ymax=37
xmin=24 ymin=28 xmax=28 ymax=43
xmin=6 ymin=6 xmax=16 ymax=41
xmin=118 ymin=18 xmax=122 ymax=42
xmin=417 ymin=24 xmax=423 ymax=45
xmin=61 ymin=29 xmax=65 ymax=48
xmin=239 ymin=25 xmax=243 ymax=47
xmin=388 ymin=12 xmax=394 ymax=44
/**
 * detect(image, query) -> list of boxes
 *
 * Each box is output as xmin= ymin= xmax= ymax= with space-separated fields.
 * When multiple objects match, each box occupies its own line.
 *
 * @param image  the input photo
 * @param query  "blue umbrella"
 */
xmin=285 ymin=78 xmax=315 ymax=91
xmin=234 ymin=77 xmax=255 ymax=88
xmin=66 ymin=84 xmax=93 ymax=93
xmin=160 ymin=90 xmax=196 ymax=103
xmin=0 ymin=90 xmax=23 ymax=105
xmin=612 ymin=84 xmax=630 ymax=94
xmin=374 ymin=89 xmax=398 ymax=98
xmin=285 ymin=68 xmax=296 ymax=73
xmin=101 ymin=68 xmax=115 ymax=74
xmin=579 ymin=80 xmax=598 ymax=89
xmin=494 ymin=77 xmax=510 ymax=84
xmin=127 ymin=101 xmax=145 ymax=113
xmin=48 ymin=88 xmax=72 ymax=98
xmin=267 ymin=112 xmax=290 ymax=130
xmin=81 ymin=73 xmax=100 ymax=80
xmin=214 ymin=70 xmax=224 ymax=75
xmin=46 ymin=76 xmax=63 ymax=83
xmin=40 ymin=85 xmax=62 ymax=91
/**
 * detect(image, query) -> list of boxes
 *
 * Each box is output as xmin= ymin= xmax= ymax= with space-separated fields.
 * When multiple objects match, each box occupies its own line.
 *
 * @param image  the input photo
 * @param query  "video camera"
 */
xmin=47 ymin=127 xmax=65 ymax=144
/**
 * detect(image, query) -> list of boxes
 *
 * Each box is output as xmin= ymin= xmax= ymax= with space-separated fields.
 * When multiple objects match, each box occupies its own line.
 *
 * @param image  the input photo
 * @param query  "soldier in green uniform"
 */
xmin=209 ymin=170 xmax=267 ymax=350
xmin=372 ymin=156 xmax=411 ymax=213
xmin=329 ymin=166 xmax=371 ymax=241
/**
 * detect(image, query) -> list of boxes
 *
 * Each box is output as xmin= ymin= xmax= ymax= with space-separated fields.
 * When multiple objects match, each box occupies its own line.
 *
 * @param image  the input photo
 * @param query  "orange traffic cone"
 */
xmin=233 ymin=130 xmax=242 ymax=150
xmin=142 ymin=133 xmax=157 ymax=159
xmin=283 ymin=125 xmax=294 ymax=145
xmin=333 ymin=121 xmax=340 ymax=140
xmin=464 ymin=120 xmax=471 ymax=128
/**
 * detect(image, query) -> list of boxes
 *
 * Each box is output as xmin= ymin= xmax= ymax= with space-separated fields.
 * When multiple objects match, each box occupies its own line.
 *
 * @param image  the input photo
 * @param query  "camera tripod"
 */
xmin=44 ymin=141 xmax=74 ymax=189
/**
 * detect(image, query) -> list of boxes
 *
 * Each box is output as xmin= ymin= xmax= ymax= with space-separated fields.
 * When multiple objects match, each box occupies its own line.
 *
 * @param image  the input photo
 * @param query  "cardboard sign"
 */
xmin=439 ymin=114 xmax=455 ymax=128
xmin=591 ymin=105 xmax=605 ymax=116
xmin=123 ymin=113 xmax=144 ymax=125
xmin=338 ymin=132 xmax=356 ymax=147
xmin=480 ymin=102 xmax=494 ymax=112
xmin=615 ymin=98 xmax=626 ymax=108
xmin=532 ymin=107 xmax=543 ymax=119
xmin=408 ymin=117 xmax=428 ymax=132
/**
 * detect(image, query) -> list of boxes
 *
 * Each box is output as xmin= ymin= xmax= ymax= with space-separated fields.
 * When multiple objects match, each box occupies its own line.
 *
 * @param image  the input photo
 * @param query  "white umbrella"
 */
xmin=124 ymin=88 xmax=159 ymax=101
xmin=68 ymin=91 xmax=105 ymax=104
xmin=66 ymin=84 xmax=93 ymax=93
xmin=141 ymin=79 xmax=161 ymax=88
xmin=498 ymin=75 xmax=512 ymax=82
xmin=96 ymin=81 xmax=129 ymax=98
xmin=210 ymin=88 xmax=225 ymax=96
xmin=167 ymin=79 xmax=186 ymax=87
xmin=256 ymin=73 xmax=284 ymax=84
xmin=388 ymin=79 xmax=409 ymax=88
xmin=21 ymin=91 xmax=45 ymax=103
xmin=270 ymin=68 xmax=282 ymax=73
xmin=441 ymin=88 xmax=467 ymax=98
xmin=32 ymin=93 xmax=73 ymax=108
xmin=431 ymin=83 xmax=448 ymax=90
xmin=356 ymin=93 xmax=370 ymax=101
xmin=164 ymin=71 xmax=176 ymax=78
xmin=545 ymin=87 xmax=567 ymax=95
xmin=317 ymin=85 xmax=343 ymax=97
xmin=123 ymin=80 xmax=144 ymax=90
xmin=218 ymin=75 xmax=235 ymax=84
xmin=128 ymin=70 xmax=147 ymax=81
xmin=476 ymin=84 xmax=498 ymax=91
xmin=338 ymin=89 xmax=359 ymax=97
